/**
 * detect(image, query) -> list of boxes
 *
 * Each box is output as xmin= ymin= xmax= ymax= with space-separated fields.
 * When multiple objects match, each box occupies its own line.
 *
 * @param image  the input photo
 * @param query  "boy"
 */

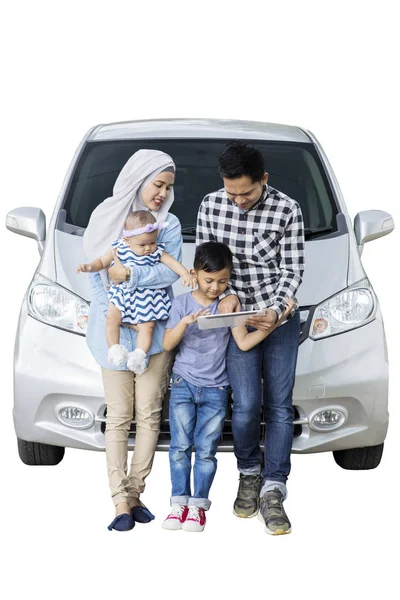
xmin=162 ymin=242 xmax=294 ymax=532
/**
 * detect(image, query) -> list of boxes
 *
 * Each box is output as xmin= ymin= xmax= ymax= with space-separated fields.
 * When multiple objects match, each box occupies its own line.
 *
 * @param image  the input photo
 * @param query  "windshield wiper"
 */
xmin=181 ymin=227 xmax=197 ymax=236
xmin=304 ymin=226 xmax=333 ymax=240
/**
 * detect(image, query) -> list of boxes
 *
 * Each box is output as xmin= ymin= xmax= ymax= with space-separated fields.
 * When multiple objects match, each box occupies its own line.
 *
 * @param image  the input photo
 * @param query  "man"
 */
xmin=196 ymin=142 xmax=305 ymax=535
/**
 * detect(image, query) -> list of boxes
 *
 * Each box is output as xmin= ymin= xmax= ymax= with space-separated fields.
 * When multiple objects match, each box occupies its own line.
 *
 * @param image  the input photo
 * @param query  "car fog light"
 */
xmin=309 ymin=408 xmax=347 ymax=431
xmin=58 ymin=407 xmax=94 ymax=429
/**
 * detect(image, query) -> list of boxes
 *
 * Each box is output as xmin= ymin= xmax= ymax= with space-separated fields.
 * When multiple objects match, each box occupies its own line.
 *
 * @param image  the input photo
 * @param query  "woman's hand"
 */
xmin=122 ymin=323 xmax=139 ymax=331
xmin=217 ymin=295 xmax=241 ymax=314
xmin=108 ymin=250 xmax=128 ymax=284
xmin=182 ymin=308 xmax=211 ymax=325
xmin=181 ymin=272 xmax=197 ymax=289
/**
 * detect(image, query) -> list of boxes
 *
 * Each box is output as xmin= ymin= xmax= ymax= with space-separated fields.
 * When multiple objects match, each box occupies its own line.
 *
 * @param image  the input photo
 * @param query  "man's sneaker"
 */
xmin=259 ymin=488 xmax=291 ymax=535
xmin=182 ymin=506 xmax=206 ymax=532
xmin=162 ymin=504 xmax=189 ymax=530
xmin=233 ymin=474 xmax=262 ymax=518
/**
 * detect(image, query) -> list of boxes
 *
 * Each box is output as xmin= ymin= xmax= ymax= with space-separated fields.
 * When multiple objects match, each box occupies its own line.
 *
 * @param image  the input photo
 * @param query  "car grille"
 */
xmin=100 ymin=399 xmax=303 ymax=451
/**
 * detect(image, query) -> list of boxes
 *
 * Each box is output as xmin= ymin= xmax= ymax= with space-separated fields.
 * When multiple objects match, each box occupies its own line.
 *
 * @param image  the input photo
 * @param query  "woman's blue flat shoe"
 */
xmin=130 ymin=505 xmax=155 ymax=523
xmin=107 ymin=513 xmax=135 ymax=531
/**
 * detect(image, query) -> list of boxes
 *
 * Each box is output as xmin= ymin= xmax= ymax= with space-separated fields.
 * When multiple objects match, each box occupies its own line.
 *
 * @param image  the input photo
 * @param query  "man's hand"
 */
xmin=182 ymin=309 xmax=211 ymax=325
xmin=245 ymin=308 xmax=278 ymax=332
xmin=108 ymin=250 xmax=128 ymax=284
xmin=218 ymin=295 xmax=241 ymax=314
xmin=245 ymin=299 xmax=296 ymax=332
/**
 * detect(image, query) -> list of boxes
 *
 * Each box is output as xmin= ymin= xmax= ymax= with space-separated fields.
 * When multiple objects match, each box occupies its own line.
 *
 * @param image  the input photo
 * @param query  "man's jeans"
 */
xmin=226 ymin=312 xmax=300 ymax=487
xmin=169 ymin=373 xmax=229 ymax=510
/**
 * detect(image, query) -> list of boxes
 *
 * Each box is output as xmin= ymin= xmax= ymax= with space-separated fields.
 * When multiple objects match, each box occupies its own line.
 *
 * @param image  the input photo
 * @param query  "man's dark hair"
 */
xmin=218 ymin=141 xmax=265 ymax=182
xmin=194 ymin=242 xmax=233 ymax=273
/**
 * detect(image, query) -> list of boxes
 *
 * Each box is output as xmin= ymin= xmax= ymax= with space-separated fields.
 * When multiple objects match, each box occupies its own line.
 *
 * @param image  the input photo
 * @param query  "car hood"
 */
xmin=53 ymin=230 xmax=349 ymax=306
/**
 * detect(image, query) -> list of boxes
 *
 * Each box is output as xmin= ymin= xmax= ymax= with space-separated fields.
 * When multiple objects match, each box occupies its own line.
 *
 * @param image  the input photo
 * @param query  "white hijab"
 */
xmin=83 ymin=149 xmax=175 ymax=286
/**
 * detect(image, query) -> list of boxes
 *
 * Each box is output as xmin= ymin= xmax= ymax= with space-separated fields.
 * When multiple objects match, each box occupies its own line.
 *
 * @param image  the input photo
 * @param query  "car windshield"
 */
xmin=62 ymin=139 xmax=338 ymax=238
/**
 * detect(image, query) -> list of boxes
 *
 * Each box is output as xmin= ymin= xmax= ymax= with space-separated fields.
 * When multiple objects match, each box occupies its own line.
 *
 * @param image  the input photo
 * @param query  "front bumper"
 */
xmin=13 ymin=304 xmax=389 ymax=454
xmin=290 ymin=311 xmax=388 ymax=453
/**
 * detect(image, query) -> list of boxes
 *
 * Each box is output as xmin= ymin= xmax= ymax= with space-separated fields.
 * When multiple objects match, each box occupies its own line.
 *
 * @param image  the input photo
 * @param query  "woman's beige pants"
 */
xmin=101 ymin=351 xmax=173 ymax=506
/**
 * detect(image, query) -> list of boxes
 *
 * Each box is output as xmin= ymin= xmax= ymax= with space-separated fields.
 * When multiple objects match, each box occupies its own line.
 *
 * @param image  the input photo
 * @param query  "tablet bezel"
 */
xmin=197 ymin=309 xmax=265 ymax=330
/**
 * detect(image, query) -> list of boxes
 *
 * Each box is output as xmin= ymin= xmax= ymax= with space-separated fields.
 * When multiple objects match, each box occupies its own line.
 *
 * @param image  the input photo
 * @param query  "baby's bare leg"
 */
xmin=106 ymin=303 xmax=123 ymax=347
xmin=135 ymin=321 xmax=156 ymax=354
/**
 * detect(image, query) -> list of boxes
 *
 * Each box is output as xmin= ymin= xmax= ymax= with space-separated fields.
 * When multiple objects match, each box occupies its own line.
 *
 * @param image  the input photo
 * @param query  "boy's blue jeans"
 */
xmin=226 ymin=312 xmax=301 ymax=496
xmin=169 ymin=373 xmax=229 ymax=510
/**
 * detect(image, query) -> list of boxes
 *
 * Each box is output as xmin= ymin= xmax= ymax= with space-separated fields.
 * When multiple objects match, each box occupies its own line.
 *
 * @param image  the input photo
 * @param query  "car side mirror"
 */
xmin=5 ymin=207 xmax=46 ymax=254
xmin=354 ymin=210 xmax=394 ymax=255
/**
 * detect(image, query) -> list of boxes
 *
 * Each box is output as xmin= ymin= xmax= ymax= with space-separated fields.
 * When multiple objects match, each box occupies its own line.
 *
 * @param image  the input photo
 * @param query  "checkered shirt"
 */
xmin=196 ymin=185 xmax=305 ymax=319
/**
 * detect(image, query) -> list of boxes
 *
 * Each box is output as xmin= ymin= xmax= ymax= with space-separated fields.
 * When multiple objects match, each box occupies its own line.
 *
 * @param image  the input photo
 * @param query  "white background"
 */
xmin=1 ymin=1 xmax=399 ymax=599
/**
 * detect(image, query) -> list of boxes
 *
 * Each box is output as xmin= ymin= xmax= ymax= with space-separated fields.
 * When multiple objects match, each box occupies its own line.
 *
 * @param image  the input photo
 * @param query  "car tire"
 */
xmin=17 ymin=438 xmax=65 ymax=466
xmin=333 ymin=443 xmax=384 ymax=470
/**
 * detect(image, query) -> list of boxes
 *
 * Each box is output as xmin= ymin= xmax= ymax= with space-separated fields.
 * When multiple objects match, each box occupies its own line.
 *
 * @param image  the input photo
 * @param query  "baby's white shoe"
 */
xmin=127 ymin=349 xmax=148 ymax=374
xmin=108 ymin=344 xmax=128 ymax=366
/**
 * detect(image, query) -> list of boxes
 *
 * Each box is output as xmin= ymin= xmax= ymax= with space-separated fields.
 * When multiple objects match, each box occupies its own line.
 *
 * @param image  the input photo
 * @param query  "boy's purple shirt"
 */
xmin=166 ymin=292 xmax=231 ymax=387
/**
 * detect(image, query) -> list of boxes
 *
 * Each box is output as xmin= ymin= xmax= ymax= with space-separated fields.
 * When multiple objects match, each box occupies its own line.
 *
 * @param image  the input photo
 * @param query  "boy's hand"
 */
xmin=181 ymin=273 xmax=197 ymax=289
xmin=77 ymin=264 xmax=92 ymax=273
xmin=182 ymin=309 xmax=211 ymax=325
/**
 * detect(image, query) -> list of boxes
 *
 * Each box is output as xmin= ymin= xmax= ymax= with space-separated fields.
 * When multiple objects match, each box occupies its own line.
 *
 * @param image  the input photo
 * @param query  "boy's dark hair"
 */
xmin=218 ymin=141 xmax=265 ymax=183
xmin=194 ymin=242 xmax=233 ymax=273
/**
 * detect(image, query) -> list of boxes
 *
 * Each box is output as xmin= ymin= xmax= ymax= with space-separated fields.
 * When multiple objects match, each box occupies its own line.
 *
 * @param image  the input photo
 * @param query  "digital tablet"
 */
xmin=197 ymin=309 xmax=266 ymax=330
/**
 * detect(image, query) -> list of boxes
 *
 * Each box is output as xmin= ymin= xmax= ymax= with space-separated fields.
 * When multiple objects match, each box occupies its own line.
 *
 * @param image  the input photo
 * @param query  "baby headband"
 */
xmin=123 ymin=221 xmax=169 ymax=238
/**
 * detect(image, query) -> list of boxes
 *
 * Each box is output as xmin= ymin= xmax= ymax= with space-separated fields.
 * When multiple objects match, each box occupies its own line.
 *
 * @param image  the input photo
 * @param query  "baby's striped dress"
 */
xmin=107 ymin=240 xmax=171 ymax=324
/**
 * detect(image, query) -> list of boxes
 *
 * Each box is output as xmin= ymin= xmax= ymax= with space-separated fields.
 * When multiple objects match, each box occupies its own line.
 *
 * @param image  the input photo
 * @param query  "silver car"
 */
xmin=6 ymin=119 xmax=394 ymax=469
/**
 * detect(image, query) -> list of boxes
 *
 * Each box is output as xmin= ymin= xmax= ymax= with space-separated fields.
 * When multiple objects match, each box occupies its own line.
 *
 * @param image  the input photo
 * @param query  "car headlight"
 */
xmin=28 ymin=274 xmax=89 ymax=336
xmin=310 ymin=277 xmax=375 ymax=340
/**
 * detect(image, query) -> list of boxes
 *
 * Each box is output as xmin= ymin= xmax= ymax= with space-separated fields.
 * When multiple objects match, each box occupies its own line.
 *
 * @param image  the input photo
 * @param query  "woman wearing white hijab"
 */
xmin=84 ymin=150 xmax=181 ymax=531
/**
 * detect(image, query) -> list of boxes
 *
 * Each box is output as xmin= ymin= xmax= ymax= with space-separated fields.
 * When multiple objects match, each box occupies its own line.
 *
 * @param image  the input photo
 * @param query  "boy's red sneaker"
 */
xmin=182 ymin=506 xmax=206 ymax=532
xmin=162 ymin=504 xmax=189 ymax=530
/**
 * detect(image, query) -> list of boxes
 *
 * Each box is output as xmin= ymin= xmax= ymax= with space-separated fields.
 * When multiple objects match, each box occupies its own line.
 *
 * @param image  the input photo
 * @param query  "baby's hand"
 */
xmin=182 ymin=308 xmax=211 ymax=325
xmin=77 ymin=264 xmax=92 ymax=273
xmin=181 ymin=273 xmax=197 ymax=289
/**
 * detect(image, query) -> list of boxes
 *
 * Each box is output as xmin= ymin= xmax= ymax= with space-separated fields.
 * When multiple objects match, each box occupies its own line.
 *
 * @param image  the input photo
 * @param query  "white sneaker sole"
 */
xmin=257 ymin=512 xmax=291 ymax=535
xmin=162 ymin=520 xmax=183 ymax=531
xmin=182 ymin=521 xmax=205 ymax=532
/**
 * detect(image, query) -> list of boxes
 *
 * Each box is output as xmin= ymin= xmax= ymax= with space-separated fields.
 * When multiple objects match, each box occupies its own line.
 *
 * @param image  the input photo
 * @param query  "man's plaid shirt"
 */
xmin=196 ymin=185 xmax=305 ymax=319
